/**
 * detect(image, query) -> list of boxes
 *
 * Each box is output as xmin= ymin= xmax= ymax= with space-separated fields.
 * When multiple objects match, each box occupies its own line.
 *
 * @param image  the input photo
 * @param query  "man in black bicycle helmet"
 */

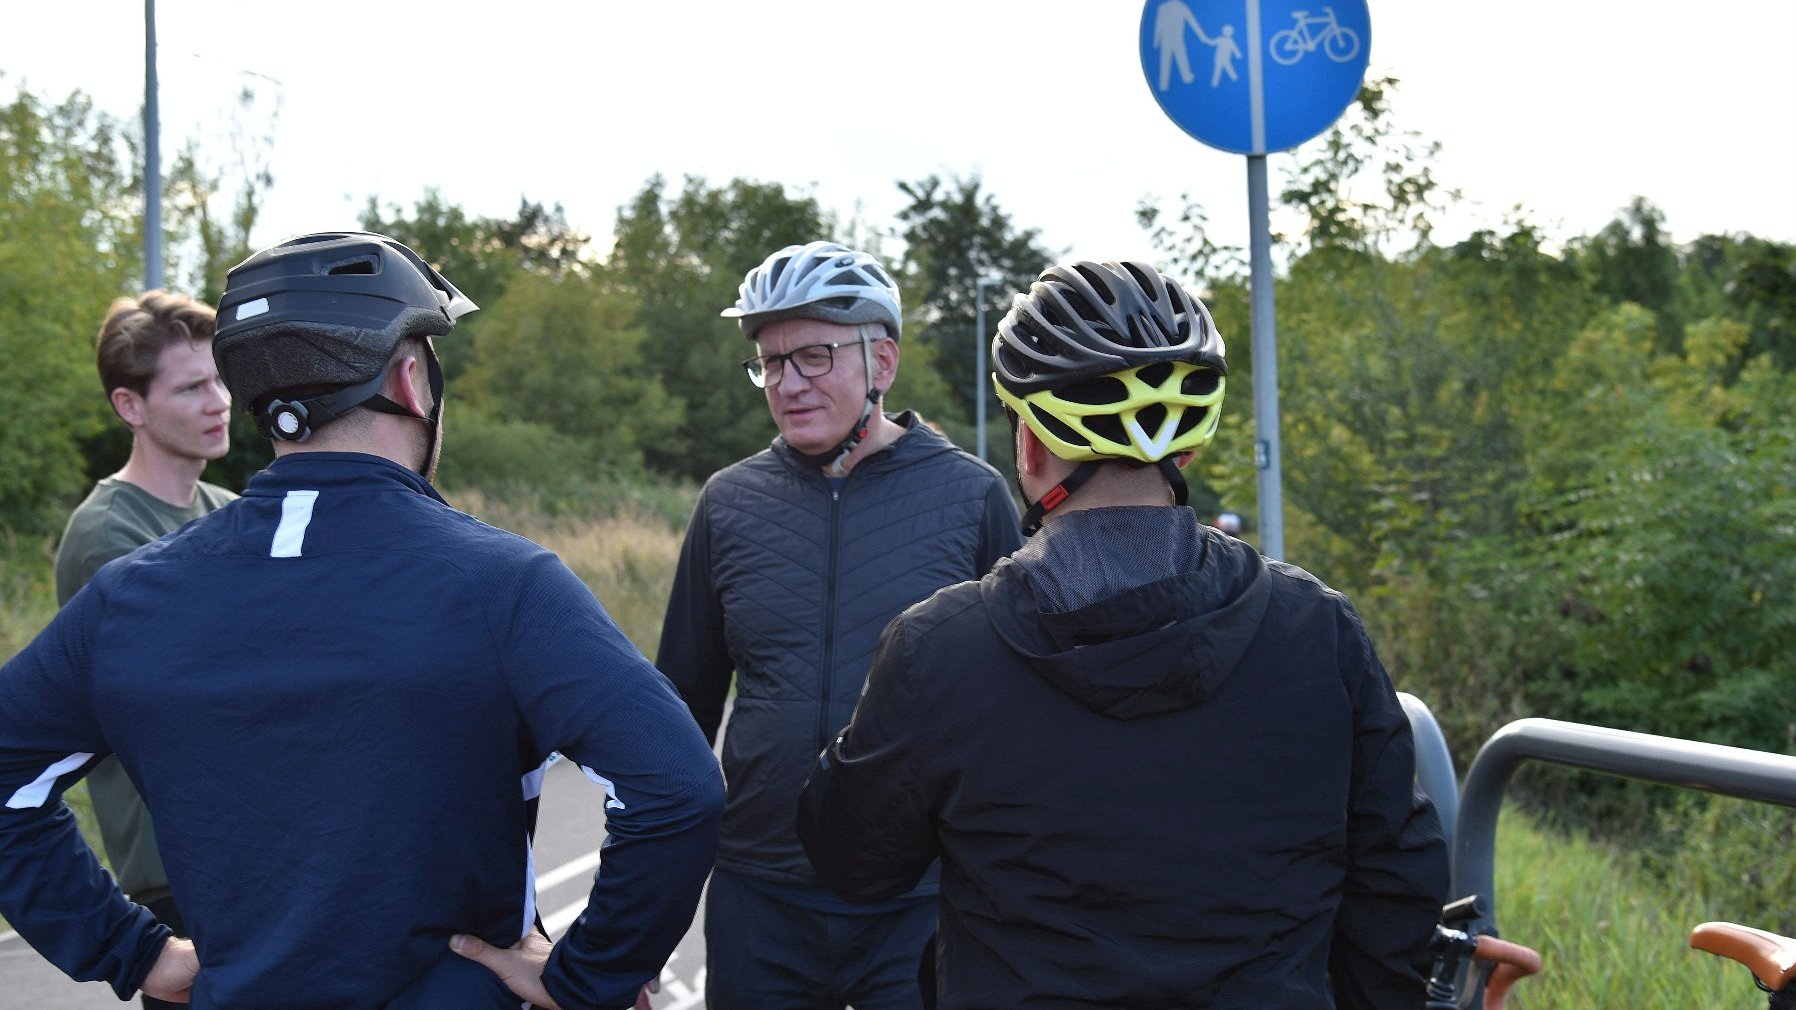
xmin=0 ymin=232 xmax=723 ymax=1009
xmin=800 ymin=259 xmax=1448 ymax=1009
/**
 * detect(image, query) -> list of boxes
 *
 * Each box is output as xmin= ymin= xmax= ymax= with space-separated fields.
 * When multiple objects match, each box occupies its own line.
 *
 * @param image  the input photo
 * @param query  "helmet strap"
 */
xmin=1157 ymin=456 xmax=1190 ymax=507
xmin=1019 ymin=459 xmax=1104 ymax=537
xmin=800 ymin=334 xmax=882 ymax=475
xmin=256 ymin=343 xmax=444 ymax=476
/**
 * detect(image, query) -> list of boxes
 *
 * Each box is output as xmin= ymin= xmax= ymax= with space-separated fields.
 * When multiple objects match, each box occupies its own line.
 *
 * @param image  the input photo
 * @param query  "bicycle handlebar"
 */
xmin=1477 ymin=935 xmax=1543 ymax=1009
xmin=1690 ymin=921 xmax=1796 ymax=993
xmin=1426 ymin=923 xmax=1542 ymax=1010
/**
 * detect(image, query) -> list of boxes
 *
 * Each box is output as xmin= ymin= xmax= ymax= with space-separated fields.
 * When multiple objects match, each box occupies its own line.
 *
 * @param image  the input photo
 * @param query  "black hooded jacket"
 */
xmin=799 ymin=506 xmax=1448 ymax=1009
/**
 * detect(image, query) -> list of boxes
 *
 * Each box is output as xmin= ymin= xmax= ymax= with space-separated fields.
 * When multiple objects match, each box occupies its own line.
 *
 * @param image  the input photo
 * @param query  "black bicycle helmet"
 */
xmin=992 ymin=260 xmax=1226 ymax=534
xmin=993 ymin=260 xmax=1225 ymax=463
xmin=214 ymin=231 xmax=477 ymax=441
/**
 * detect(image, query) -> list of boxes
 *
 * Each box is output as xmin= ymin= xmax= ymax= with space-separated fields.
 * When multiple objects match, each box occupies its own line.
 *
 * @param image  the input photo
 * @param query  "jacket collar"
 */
xmin=246 ymin=452 xmax=448 ymax=505
xmin=770 ymin=410 xmax=952 ymax=478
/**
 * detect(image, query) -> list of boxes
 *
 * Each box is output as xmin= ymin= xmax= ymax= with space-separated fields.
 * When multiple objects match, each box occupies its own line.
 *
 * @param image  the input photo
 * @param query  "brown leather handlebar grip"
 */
xmin=1691 ymin=921 xmax=1796 ymax=992
xmin=1475 ymin=935 xmax=1543 ymax=1010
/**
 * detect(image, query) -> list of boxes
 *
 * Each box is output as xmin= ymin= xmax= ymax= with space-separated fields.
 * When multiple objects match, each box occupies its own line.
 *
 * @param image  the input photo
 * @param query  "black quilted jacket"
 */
xmin=657 ymin=411 xmax=1022 ymax=888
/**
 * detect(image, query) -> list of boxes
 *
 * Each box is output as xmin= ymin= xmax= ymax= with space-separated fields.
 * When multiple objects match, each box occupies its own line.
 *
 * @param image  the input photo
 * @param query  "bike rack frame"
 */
xmin=1452 ymin=718 xmax=1796 ymax=939
xmin=1399 ymin=692 xmax=1459 ymax=848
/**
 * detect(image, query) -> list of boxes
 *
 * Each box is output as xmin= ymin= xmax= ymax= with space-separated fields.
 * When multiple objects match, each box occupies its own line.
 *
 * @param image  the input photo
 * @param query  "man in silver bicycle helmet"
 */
xmin=800 ymin=260 xmax=1448 ymax=1009
xmin=657 ymin=241 xmax=1022 ymax=1010
xmin=0 ymin=232 xmax=724 ymax=1010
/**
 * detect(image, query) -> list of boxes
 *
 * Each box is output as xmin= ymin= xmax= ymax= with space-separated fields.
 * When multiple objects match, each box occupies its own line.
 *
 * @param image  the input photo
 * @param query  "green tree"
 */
xmin=0 ymin=82 xmax=138 ymax=535
xmin=1566 ymin=196 xmax=1684 ymax=353
xmin=1515 ymin=305 xmax=1796 ymax=751
xmin=603 ymin=174 xmax=831 ymax=480
xmin=458 ymin=268 xmax=677 ymax=473
xmin=359 ymin=191 xmax=589 ymax=385
xmin=1680 ymin=232 xmax=1796 ymax=370
xmin=1276 ymin=75 xmax=1457 ymax=255
xmin=892 ymin=174 xmax=1060 ymax=432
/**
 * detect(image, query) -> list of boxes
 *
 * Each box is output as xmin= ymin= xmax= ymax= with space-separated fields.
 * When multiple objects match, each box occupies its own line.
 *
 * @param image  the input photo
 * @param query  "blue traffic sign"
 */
xmin=1140 ymin=0 xmax=1370 ymax=155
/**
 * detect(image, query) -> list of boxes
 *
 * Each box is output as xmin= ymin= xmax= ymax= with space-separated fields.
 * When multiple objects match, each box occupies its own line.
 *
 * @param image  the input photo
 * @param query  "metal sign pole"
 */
xmin=1246 ymin=154 xmax=1283 ymax=559
xmin=1138 ymin=0 xmax=1370 ymax=561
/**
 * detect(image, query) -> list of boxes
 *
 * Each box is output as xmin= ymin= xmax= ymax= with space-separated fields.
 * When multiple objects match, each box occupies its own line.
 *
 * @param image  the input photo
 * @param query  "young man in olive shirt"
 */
xmin=53 ymin=290 xmax=234 ymax=1010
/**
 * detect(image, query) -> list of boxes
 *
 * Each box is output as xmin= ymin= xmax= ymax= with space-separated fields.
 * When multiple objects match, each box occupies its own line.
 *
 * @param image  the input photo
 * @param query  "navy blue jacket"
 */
xmin=800 ymin=507 xmax=1447 ymax=1009
xmin=657 ymin=413 xmax=1021 ymax=889
xmin=0 ymin=453 xmax=723 ymax=1009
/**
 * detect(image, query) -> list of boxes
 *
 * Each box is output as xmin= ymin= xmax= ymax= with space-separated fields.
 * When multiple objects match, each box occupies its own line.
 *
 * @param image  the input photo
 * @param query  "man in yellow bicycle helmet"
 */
xmin=800 ymin=259 xmax=1448 ymax=1009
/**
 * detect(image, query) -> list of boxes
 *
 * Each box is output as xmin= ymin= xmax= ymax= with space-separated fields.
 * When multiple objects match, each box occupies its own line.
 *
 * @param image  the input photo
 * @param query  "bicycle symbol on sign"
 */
xmin=1269 ymin=6 xmax=1361 ymax=65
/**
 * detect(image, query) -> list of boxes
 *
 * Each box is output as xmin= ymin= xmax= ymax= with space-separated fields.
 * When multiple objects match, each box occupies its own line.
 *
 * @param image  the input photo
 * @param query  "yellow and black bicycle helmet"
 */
xmin=992 ymin=260 xmax=1225 ymax=532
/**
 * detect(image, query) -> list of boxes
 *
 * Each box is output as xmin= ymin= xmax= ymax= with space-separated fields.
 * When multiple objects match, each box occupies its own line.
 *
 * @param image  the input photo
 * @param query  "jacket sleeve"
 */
xmin=797 ymin=614 xmax=939 ymax=901
xmin=976 ymin=474 xmax=1023 ymax=573
xmin=655 ymin=484 xmax=733 ymax=744
xmin=1328 ymin=599 xmax=1450 ymax=1010
xmin=0 ymin=589 xmax=173 ymax=999
xmin=499 ymin=553 xmax=724 ymax=1010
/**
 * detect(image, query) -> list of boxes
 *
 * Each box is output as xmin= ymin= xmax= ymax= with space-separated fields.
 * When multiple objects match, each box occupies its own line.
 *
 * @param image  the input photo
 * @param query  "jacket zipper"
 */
xmin=819 ymin=482 xmax=842 ymax=753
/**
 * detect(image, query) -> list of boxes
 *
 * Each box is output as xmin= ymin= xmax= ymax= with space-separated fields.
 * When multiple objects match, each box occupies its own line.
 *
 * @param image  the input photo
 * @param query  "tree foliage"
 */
xmin=0 ymin=83 xmax=138 ymax=533
xmin=1147 ymin=77 xmax=1796 ymax=773
xmin=603 ymin=174 xmax=832 ymax=480
xmin=892 ymin=174 xmax=1060 ymax=428
xmin=458 ymin=268 xmax=678 ymax=472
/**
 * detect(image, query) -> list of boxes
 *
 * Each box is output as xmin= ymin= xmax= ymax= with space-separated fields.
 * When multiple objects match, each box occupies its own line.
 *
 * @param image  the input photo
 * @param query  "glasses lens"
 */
xmin=791 ymin=344 xmax=835 ymax=378
xmin=743 ymin=357 xmax=769 ymax=388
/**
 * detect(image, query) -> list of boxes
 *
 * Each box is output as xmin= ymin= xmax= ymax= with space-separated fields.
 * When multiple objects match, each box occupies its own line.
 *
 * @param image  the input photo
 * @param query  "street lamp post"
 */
xmin=144 ymin=0 xmax=162 ymax=290
xmin=974 ymin=274 xmax=1002 ymax=460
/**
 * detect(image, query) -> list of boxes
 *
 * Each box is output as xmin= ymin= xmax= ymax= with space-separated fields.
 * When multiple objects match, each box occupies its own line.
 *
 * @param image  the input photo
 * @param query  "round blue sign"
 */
xmin=1140 ymin=0 xmax=1371 ymax=155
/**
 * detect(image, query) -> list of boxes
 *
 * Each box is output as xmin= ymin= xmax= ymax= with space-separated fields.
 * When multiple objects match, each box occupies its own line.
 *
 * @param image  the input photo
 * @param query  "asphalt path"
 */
xmin=0 ymin=755 xmax=711 ymax=1008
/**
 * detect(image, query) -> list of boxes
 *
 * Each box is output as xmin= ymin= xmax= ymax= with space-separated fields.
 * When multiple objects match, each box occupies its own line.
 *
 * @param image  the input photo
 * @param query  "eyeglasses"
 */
xmin=742 ymin=340 xmax=860 ymax=388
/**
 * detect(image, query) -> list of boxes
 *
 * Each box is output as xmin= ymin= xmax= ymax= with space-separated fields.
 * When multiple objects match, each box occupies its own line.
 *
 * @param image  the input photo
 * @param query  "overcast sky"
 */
xmin=4 ymin=0 xmax=1792 ymax=271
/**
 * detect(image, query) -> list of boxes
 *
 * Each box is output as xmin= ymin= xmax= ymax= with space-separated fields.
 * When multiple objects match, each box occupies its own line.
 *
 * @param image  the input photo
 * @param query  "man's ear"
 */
xmin=385 ymin=353 xmax=430 ymax=417
xmin=872 ymin=337 xmax=900 ymax=392
xmin=1017 ymin=420 xmax=1050 ymax=477
xmin=110 ymin=387 xmax=145 ymax=428
xmin=1175 ymin=450 xmax=1197 ymax=469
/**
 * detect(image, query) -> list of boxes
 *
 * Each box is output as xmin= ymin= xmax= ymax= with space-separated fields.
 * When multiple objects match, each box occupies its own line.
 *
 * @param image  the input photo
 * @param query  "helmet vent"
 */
xmin=1174 ymin=405 xmax=1208 ymax=437
xmin=1030 ymin=404 xmax=1088 ymax=447
xmin=1138 ymin=362 xmax=1174 ymax=387
xmin=1084 ymin=412 xmax=1127 ymax=447
xmin=1059 ymin=375 xmax=1129 ymax=405
xmin=1121 ymin=261 xmax=1158 ymax=296
xmin=324 ymin=255 xmax=379 ymax=276
xmin=1136 ymin=403 xmax=1169 ymax=436
xmin=1072 ymin=264 xmax=1116 ymax=304
xmin=1062 ymin=287 xmax=1104 ymax=324
xmin=1182 ymin=368 xmax=1221 ymax=396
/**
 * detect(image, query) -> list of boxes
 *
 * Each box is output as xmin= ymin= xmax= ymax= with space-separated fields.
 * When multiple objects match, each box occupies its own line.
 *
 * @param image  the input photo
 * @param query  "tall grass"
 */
xmin=445 ymin=486 xmax=688 ymax=654
xmin=1492 ymin=807 xmax=1755 ymax=1008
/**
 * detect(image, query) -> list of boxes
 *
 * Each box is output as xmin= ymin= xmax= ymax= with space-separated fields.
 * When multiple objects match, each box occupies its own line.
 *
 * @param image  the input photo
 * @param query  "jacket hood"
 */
xmin=982 ymin=507 xmax=1271 ymax=719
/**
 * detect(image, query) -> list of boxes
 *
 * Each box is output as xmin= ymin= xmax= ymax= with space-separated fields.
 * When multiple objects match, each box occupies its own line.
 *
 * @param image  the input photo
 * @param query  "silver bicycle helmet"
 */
xmin=721 ymin=241 xmax=903 ymax=341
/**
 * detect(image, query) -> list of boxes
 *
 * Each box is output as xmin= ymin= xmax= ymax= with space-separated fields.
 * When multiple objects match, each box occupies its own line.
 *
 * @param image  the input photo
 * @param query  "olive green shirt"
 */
xmin=53 ymin=475 xmax=236 ymax=903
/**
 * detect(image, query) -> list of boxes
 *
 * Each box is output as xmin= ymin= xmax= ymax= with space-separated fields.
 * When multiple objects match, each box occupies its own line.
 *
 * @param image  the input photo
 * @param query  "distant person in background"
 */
xmin=53 ymin=290 xmax=234 ymax=1010
xmin=657 ymin=241 xmax=1022 ymax=1010
xmin=1213 ymin=510 xmax=1242 ymax=535
xmin=799 ymin=259 xmax=1447 ymax=1009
